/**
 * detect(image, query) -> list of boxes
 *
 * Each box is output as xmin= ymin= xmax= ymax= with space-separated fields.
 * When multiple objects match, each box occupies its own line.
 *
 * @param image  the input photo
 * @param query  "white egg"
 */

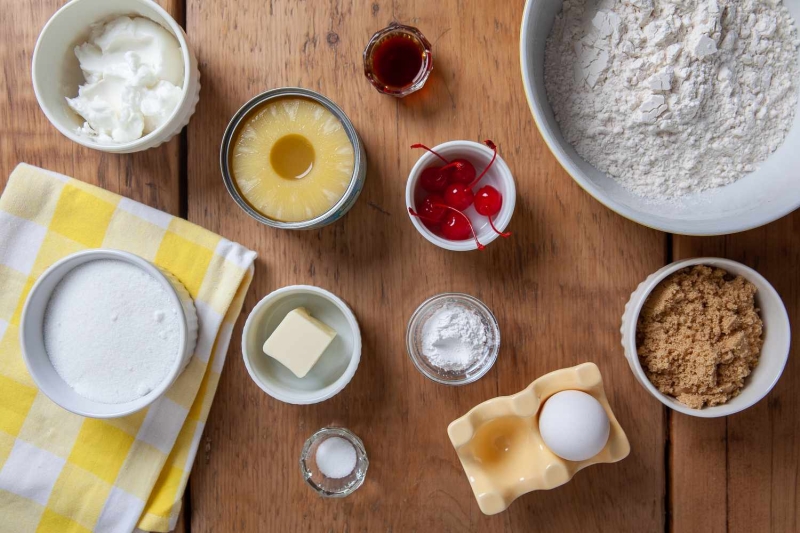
xmin=538 ymin=390 xmax=610 ymax=462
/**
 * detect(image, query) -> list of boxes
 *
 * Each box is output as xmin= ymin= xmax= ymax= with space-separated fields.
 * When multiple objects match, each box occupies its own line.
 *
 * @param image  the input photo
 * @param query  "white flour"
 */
xmin=544 ymin=0 xmax=800 ymax=199
xmin=44 ymin=259 xmax=180 ymax=404
xmin=421 ymin=304 xmax=487 ymax=371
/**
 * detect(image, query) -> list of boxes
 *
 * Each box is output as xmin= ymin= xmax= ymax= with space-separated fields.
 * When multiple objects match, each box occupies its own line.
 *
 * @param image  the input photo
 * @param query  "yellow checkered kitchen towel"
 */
xmin=0 ymin=164 xmax=256 ymax=533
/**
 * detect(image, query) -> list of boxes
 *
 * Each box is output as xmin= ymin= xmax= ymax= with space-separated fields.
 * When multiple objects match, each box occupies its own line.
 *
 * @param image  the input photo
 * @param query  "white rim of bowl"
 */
xmin=518 ymin=0 xmax=800 ymax=236
xmin=31 ymin=0 xmax=193 ymax=152
xmin=241 ymin=285 xmax=362 ymax=405
xmin=405 ymin=140 xmax=516 ymax=251
xmin=19 ymin=249 xmax=192 ymax=418
xmin=405 ymin=292 xmax=500 ymax=386
xmin=623 ymin=257 xmax=791 ymax=418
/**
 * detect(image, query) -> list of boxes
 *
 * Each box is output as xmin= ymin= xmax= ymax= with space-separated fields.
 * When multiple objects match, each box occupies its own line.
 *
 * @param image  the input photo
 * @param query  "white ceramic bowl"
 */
xmin=406 ymin=141 xmax=516 ymax=251
xmin=520 ymin=0 xmax=800 ymax=235
xmin=621 ymin=258 xmax=791 ymax=418
xmin=20 ymin=249 xmax=198 ymax=418
xmin=242 ymin=285 xmax=362 ymax=405
xmin=32 ymin=0 xmax=201 ymax=153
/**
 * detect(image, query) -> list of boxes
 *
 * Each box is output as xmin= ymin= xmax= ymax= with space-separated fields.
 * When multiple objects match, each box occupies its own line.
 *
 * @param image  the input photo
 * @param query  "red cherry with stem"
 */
xmin=474 ymin=185 xmax=502 ymax=216
xmin=430 ymin=203 xmax=484 ymax=249
xmin=441 ymin=212 xmax=485 ymax=250
xmin=441 ymin=212 xmax=470 ymax=240
xmin=408 ymin=194 xmax=446 ymax=231
xmin=442 ymin=159 xmax=476 ymax=184
xmin=408 ymin=206 xmax=440 ymax=232
xmin=409 ymin=202 xmax=484 ymax=250
xmin=444 ymin=183 xmax=474 ymax=210
xmin=468 ymin=140 xmax=498 ymax=189
xmin=410 ymin=143 xmax=450 ymax=164
xmin=474 ymin=186 xmax=511 ymax=238
xmin=420 ymin=194 xmax=446 ymax=222
xmin=419 ymin=166 xmax=449 ymax=192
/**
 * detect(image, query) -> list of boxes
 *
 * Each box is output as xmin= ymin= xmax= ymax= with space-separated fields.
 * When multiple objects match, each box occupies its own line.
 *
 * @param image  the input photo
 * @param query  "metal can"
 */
xmin=220 ymin=87 xmax=367 ymax=230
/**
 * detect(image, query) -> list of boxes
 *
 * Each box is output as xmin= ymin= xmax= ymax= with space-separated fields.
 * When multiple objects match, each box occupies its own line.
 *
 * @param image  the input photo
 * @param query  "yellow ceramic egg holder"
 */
xmin=447 ymin=362 xmax=630 ymax=515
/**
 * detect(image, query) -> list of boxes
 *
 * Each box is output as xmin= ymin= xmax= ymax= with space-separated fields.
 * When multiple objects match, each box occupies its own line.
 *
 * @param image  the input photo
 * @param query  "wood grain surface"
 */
xmin=0 ymin=0 xmax=183 ymax=216
xmin=185 ymin=1 xmax=666 ymax=532
xmin=0 ymin=0 xmax=187 ymax=529
xmin=0 ymin=0 xmax=797 ymax=532
xmin=671 ymin=223 xmax=800 ymax=533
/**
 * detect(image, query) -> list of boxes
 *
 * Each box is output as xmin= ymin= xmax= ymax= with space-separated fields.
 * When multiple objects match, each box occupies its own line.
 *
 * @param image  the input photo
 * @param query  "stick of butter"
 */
xmin=263 ymin=307 xmax=337 ymax=378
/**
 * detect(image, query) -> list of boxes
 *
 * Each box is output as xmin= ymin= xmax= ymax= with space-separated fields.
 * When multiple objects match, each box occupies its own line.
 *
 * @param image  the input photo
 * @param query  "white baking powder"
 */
xmin=421 ymin=304 xmax=487 ymax=371
xmin=544 ymin=0 xmax=799 ymax=199
xmin=43 ymin=259 xmax=181 ymax=404
xmin=315 ymin=437 xmax=357 ymax=479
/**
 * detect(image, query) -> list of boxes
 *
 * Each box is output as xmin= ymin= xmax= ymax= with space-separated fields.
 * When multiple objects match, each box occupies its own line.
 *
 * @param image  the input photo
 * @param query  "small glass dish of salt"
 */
xmin=406 ymin=293 xmax=500 ymax=386
xmin=299 ymin=427 xmax=368 ymax=498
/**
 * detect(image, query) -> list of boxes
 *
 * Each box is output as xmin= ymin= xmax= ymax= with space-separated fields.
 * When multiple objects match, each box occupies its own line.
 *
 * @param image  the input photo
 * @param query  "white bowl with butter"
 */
xmin=242 ymin=285 xmax=361 ymax=405
xmin=32 ymin=0 xmax=200 ymax=153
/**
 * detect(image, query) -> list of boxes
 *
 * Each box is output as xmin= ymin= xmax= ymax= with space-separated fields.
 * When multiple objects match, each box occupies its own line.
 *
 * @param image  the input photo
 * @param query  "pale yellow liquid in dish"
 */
xmin=231 ymin=97 xmax=355 ymax=223
xmin=464 ymin=416 xmax=535 ymax=481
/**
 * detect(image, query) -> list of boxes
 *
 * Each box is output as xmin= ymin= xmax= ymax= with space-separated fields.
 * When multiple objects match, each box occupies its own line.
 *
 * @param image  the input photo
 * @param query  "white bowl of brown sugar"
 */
xmin=621 ymin=258 xmax=790 ymax=418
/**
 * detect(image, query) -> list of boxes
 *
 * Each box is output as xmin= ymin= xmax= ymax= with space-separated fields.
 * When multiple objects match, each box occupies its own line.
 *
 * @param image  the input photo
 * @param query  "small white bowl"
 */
xmin=32 ymin=0 xmax=201 ymax=153
xmin=520 ymin=0 xmax=800 ymax=235
xmin=406 ymin=140 xmax=516 ymax=251
xmin=242 ymin=285 xmax=361 ymax=405
xmin=20 ymin=249 xmax=198 ymax=418
xmin=621 ymin=258 xmax=791 ymax=418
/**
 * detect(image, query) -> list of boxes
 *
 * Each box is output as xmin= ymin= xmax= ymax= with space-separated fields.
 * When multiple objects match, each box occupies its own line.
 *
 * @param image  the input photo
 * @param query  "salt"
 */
xmin=315 ymin=437 xmax=357 ymax=479
xmin=43 ymin=259 xmax=181 ymax=404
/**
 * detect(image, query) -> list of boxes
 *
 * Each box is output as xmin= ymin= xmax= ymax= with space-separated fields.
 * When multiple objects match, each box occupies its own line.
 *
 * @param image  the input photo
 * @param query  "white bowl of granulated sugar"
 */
xmin=520 ymin=0 xmax=800 ymax=235
xmin=20 ymin=249 xmax=198 ymax=418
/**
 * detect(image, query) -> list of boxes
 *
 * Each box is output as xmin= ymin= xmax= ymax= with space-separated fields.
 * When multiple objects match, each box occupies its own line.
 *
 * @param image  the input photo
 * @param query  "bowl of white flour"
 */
xmin=521 ymin=0 xmax=800 ymax=235
xmin=20 ymin=249 xmax=198 ymax=418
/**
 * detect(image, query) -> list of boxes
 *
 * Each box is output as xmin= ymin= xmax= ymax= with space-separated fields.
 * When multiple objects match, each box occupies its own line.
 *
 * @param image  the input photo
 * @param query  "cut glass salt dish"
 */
xmin=299 ymin=427 xmax=368 ymax=498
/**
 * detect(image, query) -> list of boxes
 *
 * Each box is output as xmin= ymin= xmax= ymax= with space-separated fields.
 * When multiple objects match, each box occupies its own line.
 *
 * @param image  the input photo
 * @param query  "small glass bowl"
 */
xmin=299 ymin=427 xmax=368 ymax=498
xmin=406 ymin=293 xmax=500 ymax=386
xmin=363 ymin=23 xmax=433 ymax=97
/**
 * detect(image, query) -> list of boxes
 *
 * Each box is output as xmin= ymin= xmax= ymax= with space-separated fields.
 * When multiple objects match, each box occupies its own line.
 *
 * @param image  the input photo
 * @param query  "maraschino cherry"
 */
xmin=419 ymin=166 xmax=449 ymax=192
xmin=474 ymin=185 xmax=511 ymax=237
xmin=408 ymin=203 xmax=484 ymax=250
xmin=411 ymin=144 xmax=477 ymax=191
xmin=444 ymin=183 xmax=474 ymax=211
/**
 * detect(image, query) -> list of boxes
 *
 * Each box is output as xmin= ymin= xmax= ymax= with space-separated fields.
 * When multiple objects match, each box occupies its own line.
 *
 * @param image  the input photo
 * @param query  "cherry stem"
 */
xmin=408 ymin=207 xmax=440 ymax=224
xmin=408 ymin=206 xmax=484 ymax=250
xmin=433 ymin=203 xmax=485 ymax=250
xmin=488 ymin=216 xmax=511 ymax=238
xmin=468 ymin=139 xmax=498 ymax=189
xmin=410 ymin=143 xmax=450 ymax=164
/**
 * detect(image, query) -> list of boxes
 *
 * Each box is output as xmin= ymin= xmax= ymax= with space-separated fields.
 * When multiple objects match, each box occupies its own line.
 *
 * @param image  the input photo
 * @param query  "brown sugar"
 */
xmin=636 ymin=265 xmax=764 ymax=409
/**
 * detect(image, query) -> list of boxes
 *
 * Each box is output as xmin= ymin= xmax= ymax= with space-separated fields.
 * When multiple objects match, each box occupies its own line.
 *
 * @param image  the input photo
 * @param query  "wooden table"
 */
xmin=2 ymin=1 xmax=798 ymax=531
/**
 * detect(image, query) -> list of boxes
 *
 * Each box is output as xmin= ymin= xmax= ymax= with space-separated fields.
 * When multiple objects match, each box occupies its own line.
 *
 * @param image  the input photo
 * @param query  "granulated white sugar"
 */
xmin=43 ymin=259 xmax=181 ymax=404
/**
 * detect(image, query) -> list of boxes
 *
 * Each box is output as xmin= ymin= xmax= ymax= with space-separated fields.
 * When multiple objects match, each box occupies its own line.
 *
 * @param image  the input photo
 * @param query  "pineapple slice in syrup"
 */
xmin=231 ymin=98 xmax=355 ymax=222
